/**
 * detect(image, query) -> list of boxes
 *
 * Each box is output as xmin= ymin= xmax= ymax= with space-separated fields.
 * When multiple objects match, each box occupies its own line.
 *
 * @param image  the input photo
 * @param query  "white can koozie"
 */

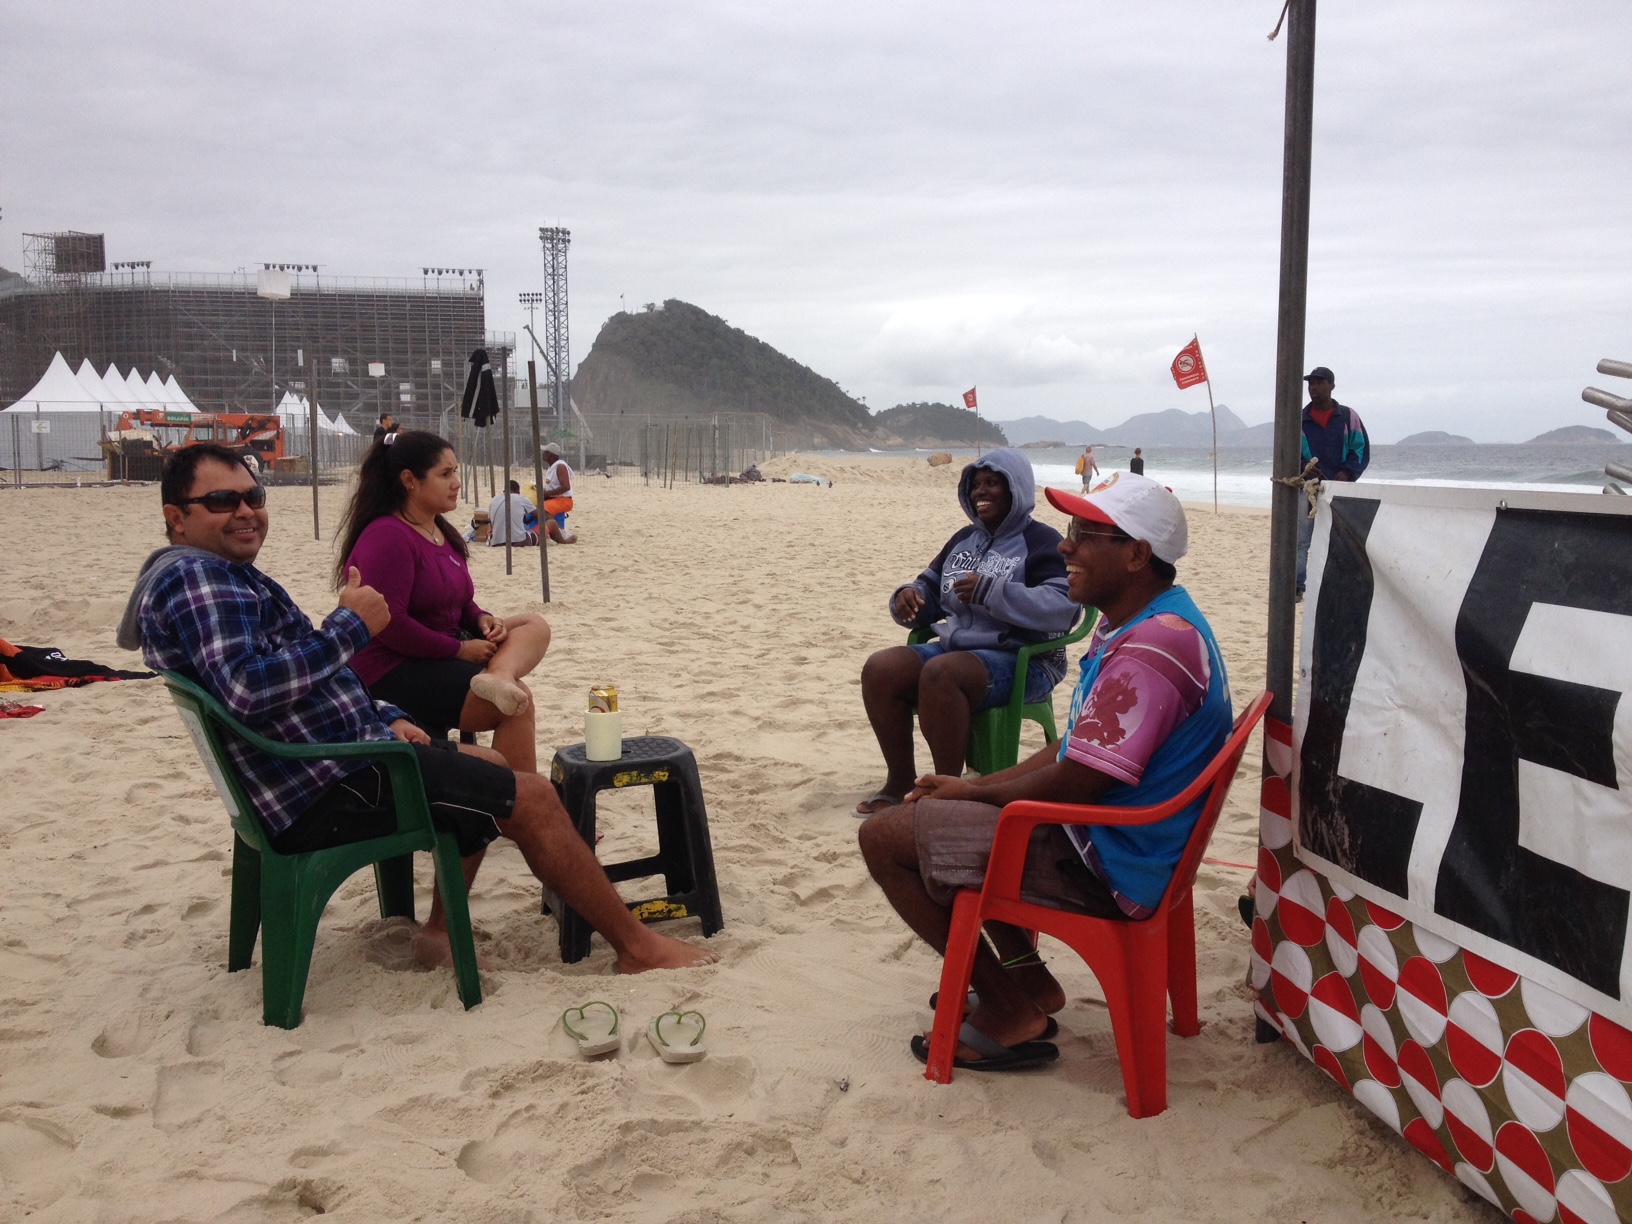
xmin=585 ymin=709 xmax=623 ymax=761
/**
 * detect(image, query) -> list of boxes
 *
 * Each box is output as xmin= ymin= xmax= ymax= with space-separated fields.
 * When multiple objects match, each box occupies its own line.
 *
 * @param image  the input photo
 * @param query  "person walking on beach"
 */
xmin=856 ymin=448 xmax=1078 ymax=815
xmin=1129 ymin=448 xmax=1145 ymax=475
xmin=125 ymin=444 xmax=716 ymax=974
xmin=1075 ymin=444 xmax=1100 ymax=492
xmin=858 ymin=473 xmax=1231 ymax=1070
xmin=1296 ymin=366 xmax=1370 ymax=599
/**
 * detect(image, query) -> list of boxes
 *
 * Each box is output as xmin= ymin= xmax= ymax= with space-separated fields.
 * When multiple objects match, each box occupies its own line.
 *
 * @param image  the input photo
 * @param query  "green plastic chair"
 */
xmin=160 ymin=671 xmax=482 ymax=1028
xmin=908 ymin=610 xmax=1097 ymax=774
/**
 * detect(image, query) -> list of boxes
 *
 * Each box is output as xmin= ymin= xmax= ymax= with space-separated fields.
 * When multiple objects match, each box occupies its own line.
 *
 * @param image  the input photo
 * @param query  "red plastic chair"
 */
xmin=923 ymin=690 xmax=1271 ymax=1117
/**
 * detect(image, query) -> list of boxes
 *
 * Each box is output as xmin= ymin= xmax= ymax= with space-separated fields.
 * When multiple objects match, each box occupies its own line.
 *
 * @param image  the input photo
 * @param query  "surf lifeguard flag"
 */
xmin=1170 ymin=339 xmax=1208 ymax=389
xmin=962 ymin=387 xmax=978 ymax=410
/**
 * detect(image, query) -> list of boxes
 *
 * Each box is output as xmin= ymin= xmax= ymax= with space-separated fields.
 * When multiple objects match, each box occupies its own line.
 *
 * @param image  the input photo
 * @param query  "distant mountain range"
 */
xmin=996 ymin=404 xmax=1270 ymax=448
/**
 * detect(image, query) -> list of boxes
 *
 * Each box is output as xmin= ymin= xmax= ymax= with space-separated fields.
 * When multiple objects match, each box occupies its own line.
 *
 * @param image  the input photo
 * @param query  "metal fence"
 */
xmin=1 ymin=404 xmax=785 ymax=491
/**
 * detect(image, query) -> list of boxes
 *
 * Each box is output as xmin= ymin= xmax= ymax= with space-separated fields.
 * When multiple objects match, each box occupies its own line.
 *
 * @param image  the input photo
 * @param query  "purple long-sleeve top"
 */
xmin=346 ymin=514 xmax=490 ymax=687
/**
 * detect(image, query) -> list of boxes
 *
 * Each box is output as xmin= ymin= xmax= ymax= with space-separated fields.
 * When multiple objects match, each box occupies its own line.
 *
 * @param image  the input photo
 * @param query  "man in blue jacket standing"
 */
xmin=1297 ymin=366 xmax=1369 ymax=599
xmin=857 ymin=449 xmax=1078 ymax=814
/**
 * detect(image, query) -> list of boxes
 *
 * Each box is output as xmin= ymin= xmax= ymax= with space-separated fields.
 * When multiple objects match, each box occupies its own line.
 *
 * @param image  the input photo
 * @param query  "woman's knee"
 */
xmin=862 ymin=646 xmax=920 ymax=690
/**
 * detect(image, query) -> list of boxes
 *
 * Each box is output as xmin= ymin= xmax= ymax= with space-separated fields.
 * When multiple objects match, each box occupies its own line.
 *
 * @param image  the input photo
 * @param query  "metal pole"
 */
xmin=1204 ymin=359 xmax=1219 ymax=516
xmin=1265 ymin=0 xmax=1316 ymax=733
xmin=308 ymin=357 xmax=321 ymax=540
xmin=501 ymin=347 xmax=514 ymax=575
xmin=529 ymin=360 xmax=551 ymax=604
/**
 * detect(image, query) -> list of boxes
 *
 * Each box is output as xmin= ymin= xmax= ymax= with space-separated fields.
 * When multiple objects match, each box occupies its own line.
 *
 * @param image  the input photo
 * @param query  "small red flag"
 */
xmin=1170 ymin=338 xmax=1208 ymax=390
xmin=962 ymin=387 xmax=978 ymax=410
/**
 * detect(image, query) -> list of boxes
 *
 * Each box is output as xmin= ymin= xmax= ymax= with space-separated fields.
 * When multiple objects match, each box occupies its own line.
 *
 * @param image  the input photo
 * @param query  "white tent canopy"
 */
xmin=3 ymin=352 xmax=200 ymax=414
xmin=276 ymin=391 xmax=356 ymax=434
xmin=162 ymin=375 xmax=200 ymax=413
xmin=2 ymin=352 xmax=102 ymax=412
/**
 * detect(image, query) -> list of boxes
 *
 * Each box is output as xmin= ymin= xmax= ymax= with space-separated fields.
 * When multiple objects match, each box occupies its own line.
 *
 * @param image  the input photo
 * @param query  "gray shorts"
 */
xmin=913 ymin=798 xmax=1125 ymax=920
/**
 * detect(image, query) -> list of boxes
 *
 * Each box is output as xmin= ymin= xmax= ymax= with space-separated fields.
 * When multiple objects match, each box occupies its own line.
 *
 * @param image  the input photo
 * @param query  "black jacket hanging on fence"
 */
xmin=461 ymin=349 xmax=500 ymax=427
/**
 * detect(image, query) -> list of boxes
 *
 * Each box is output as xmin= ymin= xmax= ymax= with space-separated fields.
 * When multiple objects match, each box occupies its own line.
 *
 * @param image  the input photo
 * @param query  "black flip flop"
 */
xmin=929 ymin=991 xmax=1059 ymax=1039
xmin=910 ymin=1023 xmax=1059 ymax=1072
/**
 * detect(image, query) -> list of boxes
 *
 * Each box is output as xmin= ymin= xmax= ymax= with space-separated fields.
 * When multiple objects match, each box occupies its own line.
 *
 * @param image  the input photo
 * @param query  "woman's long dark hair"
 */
xmin=334 ymin=429 xmax=468 ymax=587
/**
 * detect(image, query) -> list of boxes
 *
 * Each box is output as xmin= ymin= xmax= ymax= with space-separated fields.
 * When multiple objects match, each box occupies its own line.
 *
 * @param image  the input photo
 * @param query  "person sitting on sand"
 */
xmin=856 ymin=448 xmax=1077 ymax=815
xmin=127 ymin=444 xmax=715 ymax=974
xmin=858 ymin=473 xmax=1231 ymax=1070
xmin=488 ymin=480 xmax=537 ymax=548
xmin=540 ymin=443 xmax=577 ymax=543
xmin=337 ymin=430 xmax=551 ymax=772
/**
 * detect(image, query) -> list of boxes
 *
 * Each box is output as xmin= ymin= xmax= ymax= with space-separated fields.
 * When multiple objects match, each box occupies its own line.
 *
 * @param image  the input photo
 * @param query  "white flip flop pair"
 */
xmin=561 ymin=1002 xmax=708 ymax=1063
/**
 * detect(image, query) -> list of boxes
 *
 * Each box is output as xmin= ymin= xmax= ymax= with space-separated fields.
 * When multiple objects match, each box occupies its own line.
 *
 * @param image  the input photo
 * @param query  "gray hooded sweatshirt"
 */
xmin=890 ymin=447 xmax=1078 ymax=653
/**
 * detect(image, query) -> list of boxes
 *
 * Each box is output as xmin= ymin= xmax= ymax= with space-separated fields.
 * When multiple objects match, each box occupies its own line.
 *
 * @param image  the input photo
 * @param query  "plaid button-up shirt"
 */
xmin=139 ymin=554 xmax=407 ymax=836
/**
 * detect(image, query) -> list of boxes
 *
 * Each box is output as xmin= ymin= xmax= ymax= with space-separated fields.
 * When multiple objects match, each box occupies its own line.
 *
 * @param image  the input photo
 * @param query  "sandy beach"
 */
xmin=0 ymin=455 xmax=1497 ymax=1221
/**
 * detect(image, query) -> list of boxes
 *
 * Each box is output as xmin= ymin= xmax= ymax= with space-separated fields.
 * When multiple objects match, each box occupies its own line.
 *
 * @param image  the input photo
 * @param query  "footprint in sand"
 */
xmin=272 ymin=1049 xmax=347 ymax=1087
xmin=455 ymin=1108 xmax=549 ymax=1184
xmin=153 ymin=1061 xmax=225 ymax=1132
xmin=91 ymin=1005 xmax=169 ymax=1058
xmin=0 ymin=1115 xmax=78 ymax=1205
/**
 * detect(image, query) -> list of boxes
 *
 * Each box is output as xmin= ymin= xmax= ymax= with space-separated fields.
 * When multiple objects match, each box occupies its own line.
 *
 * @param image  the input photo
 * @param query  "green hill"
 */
xmin=872 ymin=402 xmax=1009 ymax=448
xmin=571 ymin=300 xmax=875 ymax=447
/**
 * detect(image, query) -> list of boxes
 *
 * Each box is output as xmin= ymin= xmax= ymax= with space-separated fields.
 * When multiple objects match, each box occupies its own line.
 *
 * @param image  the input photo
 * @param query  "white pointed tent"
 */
xmin=100 ymin=363 xmax=138 ymax=407
xmin=162 ymin=375 xmax=200 ymax=413
xmin=2 ymin=352 xmax=100 ymax=412
xmin=76 ymin=358 xmax=114 ymax=405
xmin=125 ymin=369 xmax=160 ymax=406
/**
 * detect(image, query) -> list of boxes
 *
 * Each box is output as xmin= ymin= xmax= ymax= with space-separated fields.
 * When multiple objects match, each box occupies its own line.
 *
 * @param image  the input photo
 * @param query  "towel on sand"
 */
xmin=0 ymin=638 xmax=153 ymax=693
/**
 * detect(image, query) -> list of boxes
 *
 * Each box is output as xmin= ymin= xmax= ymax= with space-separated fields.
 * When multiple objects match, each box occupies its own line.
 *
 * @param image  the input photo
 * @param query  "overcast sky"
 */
xmin=5 ymin=1 xmax=1630 ymax=442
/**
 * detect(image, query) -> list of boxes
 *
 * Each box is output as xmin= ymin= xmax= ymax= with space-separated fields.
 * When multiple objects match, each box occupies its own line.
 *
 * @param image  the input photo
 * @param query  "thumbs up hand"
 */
xmin=339 ymin=566 xmax=391 ymax=636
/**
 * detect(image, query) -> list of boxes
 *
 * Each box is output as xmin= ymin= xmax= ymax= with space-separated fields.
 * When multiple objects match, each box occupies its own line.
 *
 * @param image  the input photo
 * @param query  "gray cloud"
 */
xmin=4 ymin=1 xmax=1629 ymax=441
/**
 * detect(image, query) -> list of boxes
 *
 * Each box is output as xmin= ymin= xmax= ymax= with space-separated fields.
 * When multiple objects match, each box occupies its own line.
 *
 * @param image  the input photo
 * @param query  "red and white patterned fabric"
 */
xmin=1252 ymin=715 xmax=1632 ymax=1221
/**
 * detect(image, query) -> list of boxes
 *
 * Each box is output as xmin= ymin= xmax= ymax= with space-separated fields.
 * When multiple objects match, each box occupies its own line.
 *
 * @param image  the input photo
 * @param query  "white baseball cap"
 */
xmin=1045 ymin=472 xmax=1189 ymax=564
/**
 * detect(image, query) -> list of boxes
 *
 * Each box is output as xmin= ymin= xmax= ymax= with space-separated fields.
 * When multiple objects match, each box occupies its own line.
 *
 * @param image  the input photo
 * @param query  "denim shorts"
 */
xmin=908 ymin=642 xmax=1067 ymax=712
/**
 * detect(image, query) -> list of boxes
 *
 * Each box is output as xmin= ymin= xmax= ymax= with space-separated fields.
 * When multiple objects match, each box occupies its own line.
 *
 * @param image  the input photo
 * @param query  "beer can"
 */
xmin=589 ymin=684 xmax=619 ymax=713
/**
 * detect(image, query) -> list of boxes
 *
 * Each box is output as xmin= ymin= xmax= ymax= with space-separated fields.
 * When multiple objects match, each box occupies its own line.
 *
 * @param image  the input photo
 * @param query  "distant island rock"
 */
xmin=1396 ymin=431 xmax=1475 ymax=446
xmin=572 ymin=300 xmax=875 ymax=449
xmin=870 ymin=402 xmax=1008 ymax=448
xmin=1526 ymin=425 xmax=1624 ymax=445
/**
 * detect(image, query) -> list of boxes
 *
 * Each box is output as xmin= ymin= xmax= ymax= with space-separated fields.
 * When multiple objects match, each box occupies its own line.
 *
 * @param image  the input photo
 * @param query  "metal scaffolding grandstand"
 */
xmin=0 ymin=261 xmax=486 ymax=425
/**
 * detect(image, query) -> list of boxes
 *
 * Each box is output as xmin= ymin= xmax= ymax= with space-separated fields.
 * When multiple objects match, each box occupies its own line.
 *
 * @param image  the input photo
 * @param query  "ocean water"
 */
xmin=1019 ymin=443 xmax=1625 ymax=509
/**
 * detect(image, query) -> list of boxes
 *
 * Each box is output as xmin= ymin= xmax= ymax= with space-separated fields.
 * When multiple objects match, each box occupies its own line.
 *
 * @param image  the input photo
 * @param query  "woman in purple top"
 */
xmin=336 ymin=430 xmax=551 ymax=772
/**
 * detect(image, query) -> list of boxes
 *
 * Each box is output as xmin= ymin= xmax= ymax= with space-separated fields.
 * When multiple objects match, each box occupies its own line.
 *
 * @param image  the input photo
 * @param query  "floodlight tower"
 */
xmin=538 ymin=227 xmax=571 ymax=429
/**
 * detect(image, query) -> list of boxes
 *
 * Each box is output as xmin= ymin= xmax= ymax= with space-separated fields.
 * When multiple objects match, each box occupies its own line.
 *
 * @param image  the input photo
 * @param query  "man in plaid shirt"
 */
xmin=133 ymin=445 xmax=716 ymax=975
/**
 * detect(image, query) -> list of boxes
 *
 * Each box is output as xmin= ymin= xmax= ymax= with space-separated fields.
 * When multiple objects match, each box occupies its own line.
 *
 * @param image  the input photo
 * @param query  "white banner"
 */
xmin=1294 ymin=482 xmax=1632 ymax=1026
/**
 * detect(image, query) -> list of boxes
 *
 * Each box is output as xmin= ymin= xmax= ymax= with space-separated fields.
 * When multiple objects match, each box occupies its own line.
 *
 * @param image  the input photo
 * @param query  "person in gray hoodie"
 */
xmin=857 ymin=449 xmax=1078 ymax=814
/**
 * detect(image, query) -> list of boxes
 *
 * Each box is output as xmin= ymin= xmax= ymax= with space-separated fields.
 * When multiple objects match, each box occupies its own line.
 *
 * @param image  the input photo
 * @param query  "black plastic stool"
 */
xmin=544 ymin=735 xmax=724 ymax=964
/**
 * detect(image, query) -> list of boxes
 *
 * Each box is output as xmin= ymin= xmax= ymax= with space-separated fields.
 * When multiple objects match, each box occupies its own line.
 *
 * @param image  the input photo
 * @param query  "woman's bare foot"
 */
xmin=615 ymin=930 xmax=721 ymax=973
xmin=412 ymin=926 xmax=494 ymax=972
xmin=470 ymin=672 xmax=530 ymax=717
xmin=929 ymin=1002 xmax=1052 ymax=1061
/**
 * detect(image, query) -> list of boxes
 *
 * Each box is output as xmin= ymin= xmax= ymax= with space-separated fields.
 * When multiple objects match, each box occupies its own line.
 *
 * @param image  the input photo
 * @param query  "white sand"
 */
xmin=0 ymin=460 xmax=1496 ymax=1221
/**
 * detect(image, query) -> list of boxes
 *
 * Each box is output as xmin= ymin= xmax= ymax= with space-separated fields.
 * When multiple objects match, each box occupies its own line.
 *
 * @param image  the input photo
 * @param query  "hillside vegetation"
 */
xmin=572 ymin=301 xmax=874 ymax=447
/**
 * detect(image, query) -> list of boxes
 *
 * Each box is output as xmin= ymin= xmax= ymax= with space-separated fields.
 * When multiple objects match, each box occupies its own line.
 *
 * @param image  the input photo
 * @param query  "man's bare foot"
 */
xmin=615 ymin=930 xmax=720 ymax=973
xmin=412 ymin=926 xmax=494 ymax=972
xmin=1009 ymin=964 xmax=1068 ymax=1016
xmin=470 ymin=673 xmax=530 ymax=717
xmin=855 ymin=789 xmax=905 ymax=816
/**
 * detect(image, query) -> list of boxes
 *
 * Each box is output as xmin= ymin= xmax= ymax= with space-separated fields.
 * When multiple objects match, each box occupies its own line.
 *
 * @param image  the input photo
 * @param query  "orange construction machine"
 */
xmin=103 ymin=410 xmax=297 ymax=481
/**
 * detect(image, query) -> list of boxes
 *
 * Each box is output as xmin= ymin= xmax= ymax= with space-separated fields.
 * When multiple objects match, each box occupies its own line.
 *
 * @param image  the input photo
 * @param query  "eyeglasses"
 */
xmin=1067 ymin=520 xmax=1132 ymax=545
xmin=175 ymin=485 xmax=267 ymax=514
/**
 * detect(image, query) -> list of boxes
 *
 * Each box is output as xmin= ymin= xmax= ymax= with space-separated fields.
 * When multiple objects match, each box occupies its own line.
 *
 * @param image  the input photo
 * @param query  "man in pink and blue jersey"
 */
xmin=859 ymin=472 xmax=1232 ymax=1072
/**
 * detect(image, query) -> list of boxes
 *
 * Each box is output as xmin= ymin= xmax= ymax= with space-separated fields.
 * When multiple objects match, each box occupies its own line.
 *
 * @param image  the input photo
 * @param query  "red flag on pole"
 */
xmin=962 ymin=387 xmax=978 ymax=410
xmin=1170 ymin=339 xmax=1208 ymax=389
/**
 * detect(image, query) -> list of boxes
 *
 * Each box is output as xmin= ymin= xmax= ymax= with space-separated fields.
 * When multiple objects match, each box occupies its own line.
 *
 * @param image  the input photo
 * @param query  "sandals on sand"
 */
xmin=854 ymin=792 xmax=903 ymax=816
xmin=647 ymin=1010 xmax=708 ymax=1063
xmin=910 ymin=1022 xmax=1059 ymax=1072
xmin=929 ymin=991 xmax=1059 ymax=1040
xmin=469 ymin=673 xmax=530 ymax=717
xmin=562 ymin=1001 xmax=622 ymax=1057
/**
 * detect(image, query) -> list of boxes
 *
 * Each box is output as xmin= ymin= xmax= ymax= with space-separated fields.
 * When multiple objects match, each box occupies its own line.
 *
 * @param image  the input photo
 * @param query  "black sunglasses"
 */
xmin=176 ymin=485 xmax=267 ymax=513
